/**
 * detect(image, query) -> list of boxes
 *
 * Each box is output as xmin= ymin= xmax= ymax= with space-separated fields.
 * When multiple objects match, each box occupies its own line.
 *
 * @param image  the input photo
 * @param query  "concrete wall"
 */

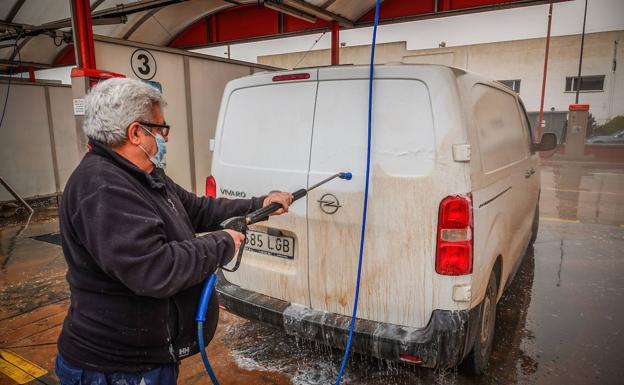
xmin=0 ymin=80 xmax=77 ymax=202
xmin=187 ymin=57 xmax=257 ymax=196
xmin=1 ymin=38 xmax=275 ymax=202
xmin=259 ymin=30 xmax=624 ymax=124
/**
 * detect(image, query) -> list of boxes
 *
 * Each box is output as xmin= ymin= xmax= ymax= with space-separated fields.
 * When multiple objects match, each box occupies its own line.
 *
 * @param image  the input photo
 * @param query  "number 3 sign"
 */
xmin=131 ymin=49 xmax=157 ymax=80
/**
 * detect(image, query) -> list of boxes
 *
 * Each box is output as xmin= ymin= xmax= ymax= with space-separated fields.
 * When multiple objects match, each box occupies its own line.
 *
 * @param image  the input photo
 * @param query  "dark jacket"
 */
xmin=57 ymin=140 xmax=263 ymax=372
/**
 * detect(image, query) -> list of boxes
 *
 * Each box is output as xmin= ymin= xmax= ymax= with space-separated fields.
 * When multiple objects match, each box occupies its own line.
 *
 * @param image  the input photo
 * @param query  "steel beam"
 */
xmin=5 ymin=0 xmax=26 ymax=23
xmin=264 ymin=1 xmax=317 ymax=23
xmin=331 ymin=21 xmax=339 ymax=65
xmin=70 ymin=0 xmax=96 ymax=69
xmin=285 ymin=0 xmax=354 ymax=27
xmin=44 ymin=86 xmax=62 ymax=195
xmin=183 ymin=56 xmax=197 ymax=194
xmin=0 ymin=59 xmax=51 ymax=69
xmin=91 ymin=0 xmax=185 ymax=20
xmin=537 ymin=2 xmax=553 ymax=140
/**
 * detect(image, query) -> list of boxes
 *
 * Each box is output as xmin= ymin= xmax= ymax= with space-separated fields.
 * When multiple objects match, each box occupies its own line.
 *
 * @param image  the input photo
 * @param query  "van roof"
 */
xmin=254 ymin=63 xmax=468 ymax=76
xmin=244 ymin=64 xmax=510 ymax=98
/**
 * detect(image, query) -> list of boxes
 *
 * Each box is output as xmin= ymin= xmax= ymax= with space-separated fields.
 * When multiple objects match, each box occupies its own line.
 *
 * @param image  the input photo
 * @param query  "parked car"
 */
xmin=211 ymin=64 xmax=556 ymax=374
xmin=587 ymin=130 xmax=624 ymax=144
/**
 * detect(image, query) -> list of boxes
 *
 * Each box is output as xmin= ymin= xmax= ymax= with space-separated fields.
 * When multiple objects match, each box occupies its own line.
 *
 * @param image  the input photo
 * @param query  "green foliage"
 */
xmin=586 ymin=113 xmax=598 ymax=138
xmin=594 ymin=115 xmax=624 ymax=136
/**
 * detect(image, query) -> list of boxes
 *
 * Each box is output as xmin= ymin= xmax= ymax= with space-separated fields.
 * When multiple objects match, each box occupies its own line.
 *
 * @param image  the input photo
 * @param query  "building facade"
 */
xmin=258 ymin=30 xmax=623 ymax=131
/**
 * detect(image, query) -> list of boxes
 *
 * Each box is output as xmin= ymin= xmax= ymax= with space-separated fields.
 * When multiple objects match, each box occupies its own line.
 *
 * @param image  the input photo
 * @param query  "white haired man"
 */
xmin=55 ymin=78 xmax=292 ymax=384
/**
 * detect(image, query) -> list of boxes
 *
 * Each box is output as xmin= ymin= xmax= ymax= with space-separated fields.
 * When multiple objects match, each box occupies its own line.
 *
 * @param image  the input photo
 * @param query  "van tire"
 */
xmin=529 ymin=203 xmax=539 ymax=245
xmin=462 ymin=271 xmax=497 ymax=375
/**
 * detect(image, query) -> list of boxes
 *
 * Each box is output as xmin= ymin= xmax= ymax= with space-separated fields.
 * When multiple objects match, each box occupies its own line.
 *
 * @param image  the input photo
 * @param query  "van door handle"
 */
xmin=525 ymin=168 xmax=535 ymax=178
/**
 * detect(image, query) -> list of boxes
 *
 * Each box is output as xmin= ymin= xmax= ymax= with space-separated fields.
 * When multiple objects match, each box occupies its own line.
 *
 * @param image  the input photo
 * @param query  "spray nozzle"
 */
xmin=339 ymin=172 xmax=352 ymax=180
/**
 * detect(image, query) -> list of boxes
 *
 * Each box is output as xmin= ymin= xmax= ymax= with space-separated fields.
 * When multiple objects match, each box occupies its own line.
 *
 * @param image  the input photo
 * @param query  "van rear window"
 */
xmin=311 ymin=79 xmax=435 ymax=177
xmin=218 ymin=82 xmax=317 ymax=171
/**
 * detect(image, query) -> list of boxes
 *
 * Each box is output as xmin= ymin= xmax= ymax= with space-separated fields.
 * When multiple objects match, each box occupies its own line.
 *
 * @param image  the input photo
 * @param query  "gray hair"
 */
xmin=83 ymin=77 xmax=166 ymax=147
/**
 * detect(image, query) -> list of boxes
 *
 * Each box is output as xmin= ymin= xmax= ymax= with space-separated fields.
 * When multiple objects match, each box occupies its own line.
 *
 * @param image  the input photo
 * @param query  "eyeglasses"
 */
xmin=138 ymin=121 xmax=170 ymax=136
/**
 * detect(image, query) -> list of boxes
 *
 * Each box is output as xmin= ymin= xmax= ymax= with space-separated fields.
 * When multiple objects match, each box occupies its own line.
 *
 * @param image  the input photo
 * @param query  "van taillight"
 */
xmin=436 ymin=195 xmax=473 ymax=275
xmin=399 ymin=354 xmax=422 ymax=364
xmin=205 ymin=176 xmax=216 ymax=198
xmin=272 ymin=73 xmax=310 ymax=82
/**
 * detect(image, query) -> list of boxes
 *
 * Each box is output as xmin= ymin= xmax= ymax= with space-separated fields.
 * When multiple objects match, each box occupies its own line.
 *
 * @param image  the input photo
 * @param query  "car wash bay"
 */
xmin=1 ymin=159 xmax=622 ymax=385
xmin=1 ymin=0 xmax=624 ymax=384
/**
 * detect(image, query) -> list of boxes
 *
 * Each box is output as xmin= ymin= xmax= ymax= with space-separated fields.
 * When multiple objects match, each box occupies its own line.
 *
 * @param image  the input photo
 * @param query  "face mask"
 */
xmin=138 ymin=125 xmax=167 ymax=169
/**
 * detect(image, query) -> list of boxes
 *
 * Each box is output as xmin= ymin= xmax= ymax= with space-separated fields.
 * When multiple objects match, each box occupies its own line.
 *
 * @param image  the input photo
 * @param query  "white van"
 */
xmin=212 ymin=64 xmax=556 ymax=373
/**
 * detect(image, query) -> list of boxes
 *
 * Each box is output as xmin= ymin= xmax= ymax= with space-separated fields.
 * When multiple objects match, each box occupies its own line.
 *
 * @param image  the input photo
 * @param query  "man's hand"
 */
xmin=263 ymin=191 xmax=293 ymax=216
xmin=223 ymin=229 xmax=245 ymax=257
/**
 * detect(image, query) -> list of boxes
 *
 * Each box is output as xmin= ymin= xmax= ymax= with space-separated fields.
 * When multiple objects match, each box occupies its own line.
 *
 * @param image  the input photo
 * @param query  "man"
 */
xmin=56 ymin=78 xmax=292 ymax=384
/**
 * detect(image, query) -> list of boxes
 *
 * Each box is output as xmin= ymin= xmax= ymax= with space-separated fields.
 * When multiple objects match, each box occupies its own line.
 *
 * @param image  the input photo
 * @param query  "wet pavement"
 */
xmin=0 ymin=159 xmax=622 ymax=385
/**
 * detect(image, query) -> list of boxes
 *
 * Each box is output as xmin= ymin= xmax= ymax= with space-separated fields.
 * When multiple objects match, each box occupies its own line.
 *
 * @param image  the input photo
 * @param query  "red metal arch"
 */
xmin=359 ymin=0 xmax=545 ymax=20
xmin=358 ymin=0 xmax=437 ymax=21
xmin=54 ymin=44 xmax=76 ymax=66
xmin=169 ymin=4 xmax=331 ymax=49
xmin=170 ymin=0 xmax=565 ymax=49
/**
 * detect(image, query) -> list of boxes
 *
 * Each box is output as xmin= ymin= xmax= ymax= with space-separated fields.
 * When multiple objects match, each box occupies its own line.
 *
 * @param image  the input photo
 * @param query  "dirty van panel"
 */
xmin=214 ymin=77 xmax=318 ymax=307
xmin=308 ymin=76 xmax=436 ymax=328
xmin=469 ymin=83 xmax=533 ymax=304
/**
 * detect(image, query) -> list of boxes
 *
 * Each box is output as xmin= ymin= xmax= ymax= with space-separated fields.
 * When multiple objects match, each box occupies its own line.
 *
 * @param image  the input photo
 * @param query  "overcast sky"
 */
xmin=193 ymin=0 xmax=624 ymax=64
xmin=36 ymin=0 xmax=623 ymax=83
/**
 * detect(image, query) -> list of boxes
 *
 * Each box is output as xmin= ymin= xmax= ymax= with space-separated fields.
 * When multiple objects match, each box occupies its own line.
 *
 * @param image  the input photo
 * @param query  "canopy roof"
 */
xmin=0 ymin=0 xmax=563 ymax=73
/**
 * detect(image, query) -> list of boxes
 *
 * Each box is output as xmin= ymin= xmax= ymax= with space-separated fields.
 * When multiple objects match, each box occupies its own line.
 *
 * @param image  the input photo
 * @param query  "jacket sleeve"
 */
xmin=72 ymin=184 xmax=234 ymax=299
xmin=170 ymin=180 xmax=266 ymax=233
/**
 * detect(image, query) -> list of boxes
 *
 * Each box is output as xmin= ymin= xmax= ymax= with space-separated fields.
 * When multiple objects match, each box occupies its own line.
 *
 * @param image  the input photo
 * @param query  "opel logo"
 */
xmin=318 ymin=193 xmax=341 ymax=215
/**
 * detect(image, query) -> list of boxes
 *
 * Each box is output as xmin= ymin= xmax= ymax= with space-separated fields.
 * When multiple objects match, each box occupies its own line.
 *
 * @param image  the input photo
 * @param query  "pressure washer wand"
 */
xmin=247 ymin=171 xmax=352 ymax=225
xmin=219 ymin=171 xmax=352 ymax=273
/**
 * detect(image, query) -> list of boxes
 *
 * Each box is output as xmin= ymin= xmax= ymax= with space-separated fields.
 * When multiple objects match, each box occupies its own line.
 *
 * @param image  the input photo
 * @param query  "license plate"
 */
xmin=244 ymin=230 xmax=295 ymax=259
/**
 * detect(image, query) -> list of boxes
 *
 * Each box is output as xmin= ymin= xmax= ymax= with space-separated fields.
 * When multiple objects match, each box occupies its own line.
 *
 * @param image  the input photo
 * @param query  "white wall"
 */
xmin=187 ymin=58 xmax=253 ymax=194
xmin=0 ymin=81 xmax=76 ymax=201
xmin=35 ymin=66 xmax=73 ymax=85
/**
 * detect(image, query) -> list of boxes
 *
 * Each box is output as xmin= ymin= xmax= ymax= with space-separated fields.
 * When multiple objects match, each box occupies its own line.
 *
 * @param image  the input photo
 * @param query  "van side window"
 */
xmin=471 ymin=84 xmax=529 ymax=173
xmin=517 ymin=101 xmax=535 ymax=154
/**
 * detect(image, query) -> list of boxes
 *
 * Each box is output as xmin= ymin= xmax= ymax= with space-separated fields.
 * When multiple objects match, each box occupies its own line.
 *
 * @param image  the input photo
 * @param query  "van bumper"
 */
xmin=216 ymin=272 xmax=481 ymax=368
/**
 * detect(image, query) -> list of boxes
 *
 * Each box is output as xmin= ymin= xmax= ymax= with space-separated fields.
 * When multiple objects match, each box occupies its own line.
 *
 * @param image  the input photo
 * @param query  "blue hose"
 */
xmin=334 ymin=1 xmax=380 ymax=383
xmin=197 ymin=2 xmax=380 ymax=382
xmin=196 ymin=274 xmax=220 ymax=385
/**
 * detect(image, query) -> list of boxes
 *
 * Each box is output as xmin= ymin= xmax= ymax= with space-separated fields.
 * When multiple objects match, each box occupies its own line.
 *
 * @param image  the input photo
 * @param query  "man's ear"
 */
xmin=127 ymin=122 xmax=142 ymax=145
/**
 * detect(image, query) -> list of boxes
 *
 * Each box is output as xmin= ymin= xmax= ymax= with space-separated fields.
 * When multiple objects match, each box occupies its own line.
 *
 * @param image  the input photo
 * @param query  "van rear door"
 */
xmin=213 ymin=70 xmax=318 ymax=306
xmin=307 ymin=66 xmax=437 ymax=329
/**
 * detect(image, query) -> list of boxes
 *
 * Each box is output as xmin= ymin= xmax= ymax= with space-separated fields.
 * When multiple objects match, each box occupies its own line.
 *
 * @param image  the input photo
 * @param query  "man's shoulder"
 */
xmin=66 ymin=153 xmax=135 ymax=196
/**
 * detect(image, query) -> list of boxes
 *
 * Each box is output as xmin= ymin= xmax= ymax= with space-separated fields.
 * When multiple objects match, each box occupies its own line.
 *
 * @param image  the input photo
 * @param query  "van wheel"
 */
xmin=462 ymin=271 xmax=497 ymax=375
xmin=529 ymin=203 xmax=539 ymax=245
